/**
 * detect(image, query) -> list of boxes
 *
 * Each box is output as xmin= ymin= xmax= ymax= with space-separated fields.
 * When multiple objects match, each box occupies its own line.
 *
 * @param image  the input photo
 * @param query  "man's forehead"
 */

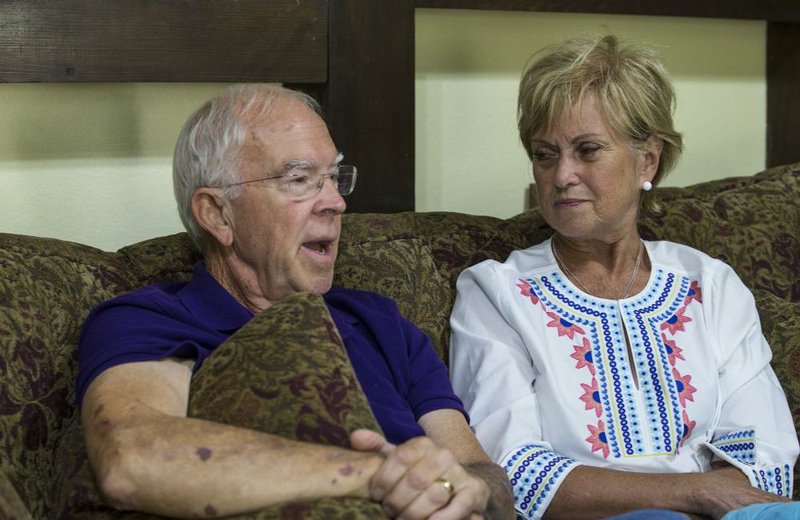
xmin=251 ymin=118 xmax=330 ymax=141
xmin=247 ymin=100 xmax=327 ymax=138
xmin=244 ymin=122 xmax=334 ymax=155
xmin=239 ymin=112 xmax=336 ymax=167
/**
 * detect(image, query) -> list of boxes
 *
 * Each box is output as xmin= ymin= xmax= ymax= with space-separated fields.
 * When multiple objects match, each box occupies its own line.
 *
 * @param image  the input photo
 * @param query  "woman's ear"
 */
xmin=639 ymin=136 xmax=664 ymax=183
xmin=191 ymin=188 xmax=234 ymax=247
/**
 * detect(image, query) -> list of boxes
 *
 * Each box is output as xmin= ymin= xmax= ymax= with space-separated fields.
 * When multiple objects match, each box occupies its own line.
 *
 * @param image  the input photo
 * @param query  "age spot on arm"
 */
xmin=195 ymin=447 xmax=213 ymax=461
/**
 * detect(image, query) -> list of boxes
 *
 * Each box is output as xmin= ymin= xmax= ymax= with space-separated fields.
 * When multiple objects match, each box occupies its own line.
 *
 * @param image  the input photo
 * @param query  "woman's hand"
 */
xmin=350 ymin=429 xmax=490 ymax=519
xmin=693 ymin=463 xmax=790 ymax=519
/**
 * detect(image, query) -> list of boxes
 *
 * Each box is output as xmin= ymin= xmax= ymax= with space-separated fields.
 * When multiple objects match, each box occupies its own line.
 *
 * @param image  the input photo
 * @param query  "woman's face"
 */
xmin=530 ymin=94 xmax=659 ymax=243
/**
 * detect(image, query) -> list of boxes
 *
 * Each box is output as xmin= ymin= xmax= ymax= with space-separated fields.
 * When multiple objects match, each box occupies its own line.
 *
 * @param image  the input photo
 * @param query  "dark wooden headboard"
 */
xmin=2 ymin=1 xmax=799 ymax=213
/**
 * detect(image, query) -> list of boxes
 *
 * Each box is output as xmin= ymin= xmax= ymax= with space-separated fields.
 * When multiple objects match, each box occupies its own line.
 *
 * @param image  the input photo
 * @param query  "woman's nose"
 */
xmin=553 ymin=156 xmax=580 ymax=189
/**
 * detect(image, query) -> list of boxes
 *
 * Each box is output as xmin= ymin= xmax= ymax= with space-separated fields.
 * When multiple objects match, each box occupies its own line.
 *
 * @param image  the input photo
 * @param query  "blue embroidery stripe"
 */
xmin=712 ymin=429 xmax=757 ymax=465
xmin=714 ymin=429 xmax=755 ymax=443
xmin=504 ymin=445 xmax=577 ymax=518
xmin=749 ymin=464 xmax=794 ymax=497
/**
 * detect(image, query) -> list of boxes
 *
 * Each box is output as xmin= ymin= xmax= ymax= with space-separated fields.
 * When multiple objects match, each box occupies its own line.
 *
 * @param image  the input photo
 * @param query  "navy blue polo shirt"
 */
xmin=77 ymin=262 xmax=465 ymax=444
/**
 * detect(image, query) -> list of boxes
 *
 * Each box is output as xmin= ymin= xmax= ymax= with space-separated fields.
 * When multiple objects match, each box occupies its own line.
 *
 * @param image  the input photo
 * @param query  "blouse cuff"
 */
xmin=502 ymin=443 xmax=579 ymax=520
xmin=705 ymin=428 xmax=793 ymax=498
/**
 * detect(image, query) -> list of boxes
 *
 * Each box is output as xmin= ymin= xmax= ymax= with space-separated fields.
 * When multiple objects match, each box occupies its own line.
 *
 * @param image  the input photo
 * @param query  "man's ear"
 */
xmin=192 ymin=188 xmax=234 ymax=247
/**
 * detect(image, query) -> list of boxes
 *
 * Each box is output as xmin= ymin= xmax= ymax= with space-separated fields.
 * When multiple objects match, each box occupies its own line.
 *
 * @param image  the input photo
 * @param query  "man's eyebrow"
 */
xmin=282 ymin=152 xmax=344 ymax=171
xmin=283 ymin=159 xmax=314 ymax=171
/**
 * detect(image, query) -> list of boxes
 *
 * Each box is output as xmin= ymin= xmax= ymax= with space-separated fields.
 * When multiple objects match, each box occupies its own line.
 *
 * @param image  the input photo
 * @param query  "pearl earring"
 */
xmin=642 ymin=181 xmax=653 ymax=191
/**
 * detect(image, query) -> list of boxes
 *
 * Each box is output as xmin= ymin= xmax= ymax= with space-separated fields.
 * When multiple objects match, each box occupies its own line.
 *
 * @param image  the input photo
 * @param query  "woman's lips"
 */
xmin=554 ymin=198 xmax=586 ymax=208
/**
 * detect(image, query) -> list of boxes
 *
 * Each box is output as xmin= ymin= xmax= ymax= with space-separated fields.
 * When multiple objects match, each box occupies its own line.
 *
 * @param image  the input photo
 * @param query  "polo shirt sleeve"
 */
xmin=325 ymin=286 xmax=468 ymax=427
xmin=398 ymin=310 xmax=468 ymax=422
xmin=76 ymin=288 xmax=214 ymax=408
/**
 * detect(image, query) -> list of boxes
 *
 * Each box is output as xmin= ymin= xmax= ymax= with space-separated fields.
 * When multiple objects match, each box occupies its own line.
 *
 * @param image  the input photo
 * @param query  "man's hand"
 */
xmin=350 ymin=429 xmax=490 ymax=519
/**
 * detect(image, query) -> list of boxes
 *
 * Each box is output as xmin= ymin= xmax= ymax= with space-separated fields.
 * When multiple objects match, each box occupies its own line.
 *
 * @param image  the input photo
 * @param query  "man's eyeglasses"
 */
xmin=220 ymin=165 xmax=357 ymax=201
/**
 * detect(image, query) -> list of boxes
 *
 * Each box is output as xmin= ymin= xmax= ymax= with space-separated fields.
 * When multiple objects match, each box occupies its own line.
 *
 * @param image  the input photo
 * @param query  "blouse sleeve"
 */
xmin=449 ymin=262 xmax=579 ymax=519
xmin=705 ymin=263 xmax=798 ymax=497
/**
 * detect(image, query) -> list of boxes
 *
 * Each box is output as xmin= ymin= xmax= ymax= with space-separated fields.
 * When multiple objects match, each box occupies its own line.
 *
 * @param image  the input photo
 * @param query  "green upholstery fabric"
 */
xmin=0 ymin=235 xmax=130 ymax=519
xmin=637 ymin=163 xmax=800 ymax=300
xmin=0 ymin=469 xmax=32 ymax=520
xmin=0 ymin=163 xmax=798 ymax=517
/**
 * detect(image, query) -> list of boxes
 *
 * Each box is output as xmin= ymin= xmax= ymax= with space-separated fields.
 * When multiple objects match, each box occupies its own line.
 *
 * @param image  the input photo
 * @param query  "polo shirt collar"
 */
xmin=178 ymin=263 xmax=359 ymax=338
xmin=324 ymin=295 xmax=354 ymax=341
xmin=178 ymin=262 xmax=253 ymax=332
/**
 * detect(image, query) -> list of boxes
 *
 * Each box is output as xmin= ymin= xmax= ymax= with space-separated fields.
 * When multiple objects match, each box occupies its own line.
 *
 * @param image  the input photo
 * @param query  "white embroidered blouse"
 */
xmin=449 ymin=238 xmax=798 ymax=519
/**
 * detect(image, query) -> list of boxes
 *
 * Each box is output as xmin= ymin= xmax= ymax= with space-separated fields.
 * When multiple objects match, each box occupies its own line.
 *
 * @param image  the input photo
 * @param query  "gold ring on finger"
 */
xmin=435 ymin=478 xmax=454 ymax=497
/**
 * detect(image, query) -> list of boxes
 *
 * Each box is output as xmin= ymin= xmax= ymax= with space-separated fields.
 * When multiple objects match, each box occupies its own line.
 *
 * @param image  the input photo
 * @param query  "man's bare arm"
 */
xmin=82 ymin=358 xmax=382 ymax=518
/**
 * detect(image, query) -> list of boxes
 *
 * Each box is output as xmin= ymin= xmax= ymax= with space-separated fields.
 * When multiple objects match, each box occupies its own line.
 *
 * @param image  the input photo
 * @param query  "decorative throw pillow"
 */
xmin=187 ymin=292 xmax=387 ymax=519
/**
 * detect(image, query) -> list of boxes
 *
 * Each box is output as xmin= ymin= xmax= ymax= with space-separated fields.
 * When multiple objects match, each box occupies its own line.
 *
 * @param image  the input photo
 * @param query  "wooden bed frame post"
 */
xmin=323 ymin=0 xmax=416 ymax=213
xmin=767 ymin=22 xmax=800 ymax=168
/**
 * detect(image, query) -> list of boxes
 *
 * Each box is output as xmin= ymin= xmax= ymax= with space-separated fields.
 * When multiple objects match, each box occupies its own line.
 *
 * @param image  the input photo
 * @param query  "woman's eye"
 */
xmin=533 ymin=149 xmax=557 ymax=162
xmin=579 ymin=145 xmax=601 ymax=158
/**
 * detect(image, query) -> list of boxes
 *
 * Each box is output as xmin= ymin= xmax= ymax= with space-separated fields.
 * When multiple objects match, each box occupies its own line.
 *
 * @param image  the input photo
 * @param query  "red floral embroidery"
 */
xmin=680 ymin=410 xmax=696 ymax=447
xmin=660 ymin=306 xmax=692 ymax=335
xmin=661 ymin=333 xmax=685 ymax=366
xmin=516 ymin=279 xmax=539 ymax=305
xmin=579 ymin=378 xmax=602 ymax=417
xmin=672 ymin=367 xmax=697 ymax=408
xmin=571 ymin=337 xmax=595 ymax=375
xmin=586 ymin=420 xmax=610 ymax=458
xmin=685 ymin=280 xmax=703 ymax=304
xmin=546 ymin=311 xmax=585 ymax=339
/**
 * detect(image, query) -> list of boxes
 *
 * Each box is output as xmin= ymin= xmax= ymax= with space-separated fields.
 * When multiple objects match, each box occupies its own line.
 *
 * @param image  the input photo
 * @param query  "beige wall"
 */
xmin=1 ymin=84 xmax=230 ymax=250
xmin=0 ymin=12 xmax=765 ymax=250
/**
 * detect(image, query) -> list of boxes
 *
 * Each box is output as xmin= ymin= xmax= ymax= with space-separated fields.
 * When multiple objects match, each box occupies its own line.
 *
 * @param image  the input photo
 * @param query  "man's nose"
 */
xmin=316 ymin=176 xmax=347 ymax=214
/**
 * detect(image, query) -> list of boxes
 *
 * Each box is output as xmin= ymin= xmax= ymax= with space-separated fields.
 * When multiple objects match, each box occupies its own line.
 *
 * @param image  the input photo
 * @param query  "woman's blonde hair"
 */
xmin=518 ymin=35 xmax=683 ymax=213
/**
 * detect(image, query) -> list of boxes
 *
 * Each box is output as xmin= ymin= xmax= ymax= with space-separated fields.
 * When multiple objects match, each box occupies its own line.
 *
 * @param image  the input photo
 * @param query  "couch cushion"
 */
xmin=116 ymin=232 xmax=199 ymax=287
xmin=639 ymin=164 xmax=800 ymax=302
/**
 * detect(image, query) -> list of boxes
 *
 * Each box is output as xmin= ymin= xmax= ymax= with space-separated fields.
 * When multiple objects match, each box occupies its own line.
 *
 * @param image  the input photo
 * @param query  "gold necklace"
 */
xmin=551 ymin=238 xmax=644 ymax=299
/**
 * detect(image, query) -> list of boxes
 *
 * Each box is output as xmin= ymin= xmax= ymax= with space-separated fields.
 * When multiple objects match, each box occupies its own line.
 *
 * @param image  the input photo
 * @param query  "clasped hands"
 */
xmin=350 ymin=429 xmax=490 ymax=519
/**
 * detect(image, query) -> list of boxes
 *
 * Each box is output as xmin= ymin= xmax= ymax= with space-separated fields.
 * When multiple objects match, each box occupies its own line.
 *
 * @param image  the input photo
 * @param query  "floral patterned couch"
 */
xmin=1 ymin=163 xmax=799 ymax=519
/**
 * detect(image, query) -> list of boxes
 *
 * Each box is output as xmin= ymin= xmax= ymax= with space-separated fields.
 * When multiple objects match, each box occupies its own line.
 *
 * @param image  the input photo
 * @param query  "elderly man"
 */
xmin=77 ymin=84 xmax=514 ymax=519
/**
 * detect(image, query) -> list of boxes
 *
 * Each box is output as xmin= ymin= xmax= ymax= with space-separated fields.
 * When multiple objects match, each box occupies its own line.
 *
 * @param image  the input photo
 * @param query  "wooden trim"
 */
xmin=415 ymin=0 xmax=800 ymax=22
xmin=0 ymin=0 xmax=327 ymax=83
xmin=767 ymin=22 xmax=800 ymax=167
xmin=324 ymin=0 xmax=416 ymax=213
